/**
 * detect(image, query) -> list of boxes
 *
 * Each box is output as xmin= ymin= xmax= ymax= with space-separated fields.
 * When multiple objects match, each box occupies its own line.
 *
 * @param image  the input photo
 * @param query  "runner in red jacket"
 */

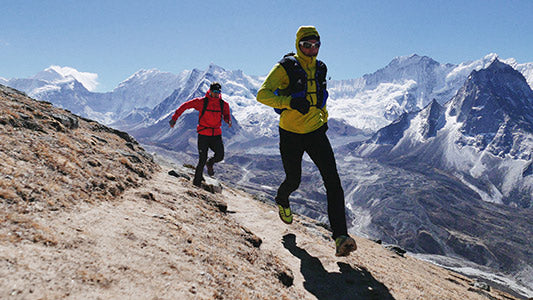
xmin=169 ymin=82 xmax=232 ymax=186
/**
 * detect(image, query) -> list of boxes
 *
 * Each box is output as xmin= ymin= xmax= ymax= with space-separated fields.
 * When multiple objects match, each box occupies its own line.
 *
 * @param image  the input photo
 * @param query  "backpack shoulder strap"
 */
xmin=199 ymin=96 xmax=209 ymax=119
xmin=315 ymin=60 xmax=328 ymax=109
xmin=274 ymin=53 xmax=303 ymax=114
xmin=279 ymin=54 xmax=300 ymax=76
xmin=200 ymin=97 xmax=225 ymax=120
xmin=316 ymin=59 xmax=327 ymax=75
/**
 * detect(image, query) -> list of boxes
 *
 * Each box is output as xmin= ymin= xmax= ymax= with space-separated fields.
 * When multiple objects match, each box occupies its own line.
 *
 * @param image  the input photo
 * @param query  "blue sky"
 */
xmin=1 ymin=0 xmax=532 ymax=92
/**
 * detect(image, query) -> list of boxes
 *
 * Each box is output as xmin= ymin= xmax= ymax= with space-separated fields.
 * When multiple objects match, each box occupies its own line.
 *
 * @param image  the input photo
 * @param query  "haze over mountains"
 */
xmin=2 ymin=53 xmax=533 ymax=298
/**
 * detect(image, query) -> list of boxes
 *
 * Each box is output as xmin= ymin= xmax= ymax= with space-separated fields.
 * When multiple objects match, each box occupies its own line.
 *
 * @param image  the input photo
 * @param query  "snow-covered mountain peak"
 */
xmin=485 ymin=57 xmax=516 ymax=72
xmin=124 ymin=68 xmax=164 ymax=81
xmin=32 ymin=67 xmax=63 ymax=82
xmin=388 ymin=54 xmax=439 ymax=68
xmin=115 ymin=68 xmax=185 ymax=91
xmin=448 ymin=60 xmax=533 ymax=139
xmin=465 ymin=59 xmax=531 ymax=99
xmin=356 ymin=59 xmax=533 ymax=208
xmin=361 ymin=53 xmax=454 ymax=94
xmin=445 ymin=53 xmax=500 ymax=83
xmin=207 ymin=63 xmax=226 ymax=74
xmin=203 ymin=64 xmax=246 ymax=89
xmin=366 ymin=54 xmax=440 ymax=82
xmin=482 ymin=52 xmax=499 ymax=62
xmin=33 ymin=65 xmax=99 ymax=91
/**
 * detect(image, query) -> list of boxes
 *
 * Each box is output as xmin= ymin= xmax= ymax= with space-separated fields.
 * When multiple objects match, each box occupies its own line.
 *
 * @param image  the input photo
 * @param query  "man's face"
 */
xmin=299 ymin=39 xmax=320 ymax=57
xmin=210 ymin=90 xmax=221 ymax=98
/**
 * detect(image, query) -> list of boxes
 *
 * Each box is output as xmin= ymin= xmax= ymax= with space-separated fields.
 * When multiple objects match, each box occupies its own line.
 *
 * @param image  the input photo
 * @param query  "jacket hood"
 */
xmin=295 ymin=26 xmax=320 ymax=65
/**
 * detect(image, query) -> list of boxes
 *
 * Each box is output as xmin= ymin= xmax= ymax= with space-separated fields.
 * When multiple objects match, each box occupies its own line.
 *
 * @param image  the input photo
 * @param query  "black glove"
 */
xmin=169 ymin=119 xmax=176 ymax=127
xmin=290 ymin=97 xmax=310 ymax=115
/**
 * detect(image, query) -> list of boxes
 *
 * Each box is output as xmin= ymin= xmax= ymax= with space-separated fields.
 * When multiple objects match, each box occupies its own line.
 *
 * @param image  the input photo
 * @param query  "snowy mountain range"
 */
xmin=357 ymin=59 xmax=533 ymax=208
xmin=1 ymin=67 xmax=189 ymax=124
xmin=328 ymin=53 xmax=533 ymax=133
xmin=345 ymin=59 xmax=533 ymax=293
xmin=3 ymin=53 xmax=532 ymax=140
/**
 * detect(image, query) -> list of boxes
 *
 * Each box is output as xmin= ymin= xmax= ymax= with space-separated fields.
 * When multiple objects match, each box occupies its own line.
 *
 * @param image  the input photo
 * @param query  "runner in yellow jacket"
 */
xmin=257 ymin=26 xmax=357 ymax=257
xmin=257 ymin=26 xmax=327 ymax=134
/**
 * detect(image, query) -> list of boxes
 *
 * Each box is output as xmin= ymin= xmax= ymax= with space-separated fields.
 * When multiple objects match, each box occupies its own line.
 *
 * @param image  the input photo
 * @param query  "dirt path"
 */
xmin=1 ymin=169 xmax=519 ymax=299
xmin=1 ymin=171 xmax=303 ymax=299
xmin=218 ymin=183 xmax=517 ymax=300
xmin=220 ymin=187 xmax=341 ymax=293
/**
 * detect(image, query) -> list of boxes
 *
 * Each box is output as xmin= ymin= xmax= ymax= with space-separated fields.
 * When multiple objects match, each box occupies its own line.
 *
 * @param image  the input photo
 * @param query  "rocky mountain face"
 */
xmin=0 ymin=84 xmax=158 ymax=209
xmin=326 ymin=53 xmax=533 ymax=132
xmin=358 ymin=59 xmax=533 ymax=207
xmin=449 ymin=61 xmax=533 ymax=160
xmin=352 ymin=60 xmax=533 ymax=291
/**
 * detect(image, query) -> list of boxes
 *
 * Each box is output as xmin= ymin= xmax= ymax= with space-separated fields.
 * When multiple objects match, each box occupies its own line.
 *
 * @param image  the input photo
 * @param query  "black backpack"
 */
xmin=274 ymin=53 xmax=328 ymax=114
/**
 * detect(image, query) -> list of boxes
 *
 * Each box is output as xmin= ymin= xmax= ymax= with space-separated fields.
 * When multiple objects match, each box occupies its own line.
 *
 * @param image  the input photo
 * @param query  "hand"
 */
xmin=290 ymin=97 xmax=310 ymax=115
xmin=169 ymin=119 xmax=176 ymax=128
xmin=228 ymin=119 xmax=232 ymax=128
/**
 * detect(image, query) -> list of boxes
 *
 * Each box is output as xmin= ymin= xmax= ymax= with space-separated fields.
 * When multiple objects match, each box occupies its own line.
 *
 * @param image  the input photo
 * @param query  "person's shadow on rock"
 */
xmin=282 ymin=234 xmax=395 ymax=300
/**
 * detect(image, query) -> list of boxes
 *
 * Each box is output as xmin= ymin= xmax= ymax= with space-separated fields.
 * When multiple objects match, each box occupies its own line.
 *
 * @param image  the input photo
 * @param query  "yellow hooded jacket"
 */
xmin=256 ymin=26 xmax=328 ymax=134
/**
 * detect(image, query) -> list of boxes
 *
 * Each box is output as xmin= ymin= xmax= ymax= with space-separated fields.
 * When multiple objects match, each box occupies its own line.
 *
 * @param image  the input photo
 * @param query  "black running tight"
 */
xmin=276 ymin=124 xmax=348 ymax=239
xmin=194 ymin=134 xmax=224 ymax=184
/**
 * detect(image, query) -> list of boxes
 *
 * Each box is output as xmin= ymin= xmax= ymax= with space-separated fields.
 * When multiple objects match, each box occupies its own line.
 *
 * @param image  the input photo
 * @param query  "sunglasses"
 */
xmin=211 ymin=89 xmax=221 ymax=93
xmin=299 ymin=41 xmax=321 ymax=49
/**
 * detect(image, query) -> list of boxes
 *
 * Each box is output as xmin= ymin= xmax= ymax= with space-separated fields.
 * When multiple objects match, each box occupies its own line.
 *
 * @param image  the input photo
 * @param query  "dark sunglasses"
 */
xmin=299 ymin=41 xmax=321 ymax=49
xmin=211 ymin=89 xmax=221 ymax=93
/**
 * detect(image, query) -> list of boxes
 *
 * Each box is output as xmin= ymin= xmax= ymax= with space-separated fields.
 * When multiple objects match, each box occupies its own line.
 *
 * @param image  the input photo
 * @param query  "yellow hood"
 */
xmin=295 ymin=26 xmax=320 ymax=65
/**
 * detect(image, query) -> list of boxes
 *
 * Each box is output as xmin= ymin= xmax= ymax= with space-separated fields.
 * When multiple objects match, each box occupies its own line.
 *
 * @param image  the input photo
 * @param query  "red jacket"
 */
xmin=171 ymin=91 xmax=231 ymax=136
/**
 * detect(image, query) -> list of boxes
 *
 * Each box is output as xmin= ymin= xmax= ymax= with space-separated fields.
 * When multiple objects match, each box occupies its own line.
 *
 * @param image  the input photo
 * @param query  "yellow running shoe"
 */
xmin=277 ymin=204 xmax=293 ymax=224
xmin=335 ymin=235 xmax=357 ymax=256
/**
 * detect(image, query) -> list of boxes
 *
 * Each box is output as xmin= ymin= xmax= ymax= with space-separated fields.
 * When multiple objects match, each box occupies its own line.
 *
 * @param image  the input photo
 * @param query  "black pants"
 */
xmin=194 ymin=134 xmax=224 ymax=184
xmin=276 ymin=124 xmax=348 ymax=239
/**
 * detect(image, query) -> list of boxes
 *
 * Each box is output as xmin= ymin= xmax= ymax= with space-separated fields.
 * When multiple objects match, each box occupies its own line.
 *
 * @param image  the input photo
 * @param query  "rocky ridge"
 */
xmin=0 ymin=84 xmax=158 ymax=212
